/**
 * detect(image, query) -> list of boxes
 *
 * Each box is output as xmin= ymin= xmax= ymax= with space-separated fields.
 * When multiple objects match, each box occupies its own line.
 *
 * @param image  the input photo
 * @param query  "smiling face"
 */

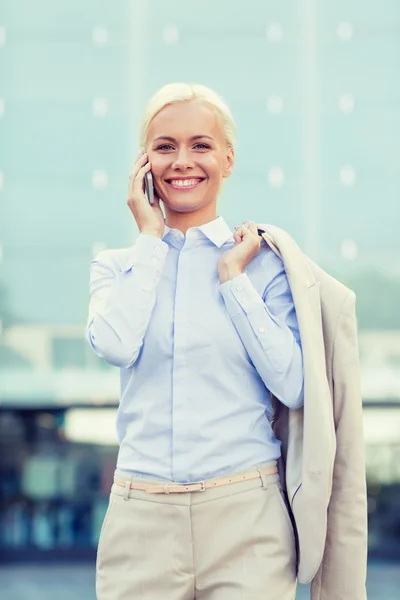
xmin=146 ymin=99 xmax=234 ymax=226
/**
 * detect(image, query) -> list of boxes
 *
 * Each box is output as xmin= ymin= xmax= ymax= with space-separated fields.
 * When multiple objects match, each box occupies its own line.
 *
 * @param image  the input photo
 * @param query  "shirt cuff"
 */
xmin=126 ymin=233 xmax=169 ymax=272
xmin=119 ymin=233 xmax=168 ymax=293
xmin=219 ymin=273 xmax=264 ymax=317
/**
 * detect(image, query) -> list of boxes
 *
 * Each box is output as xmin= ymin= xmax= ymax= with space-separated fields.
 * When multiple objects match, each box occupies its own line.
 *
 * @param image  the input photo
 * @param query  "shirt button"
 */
xmin=258 ymin=327 xmax=265 ymax=333
xmin=151 ymin=257 xmax=158 ymax=265
xmin=154 ymin=246 xmax=160 ymax=252
xmin=236 ymin=286 xmax=243 ymax=292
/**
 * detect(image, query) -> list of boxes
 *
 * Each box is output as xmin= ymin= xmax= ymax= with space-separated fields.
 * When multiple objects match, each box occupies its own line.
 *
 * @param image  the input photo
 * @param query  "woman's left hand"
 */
xmin=217 ymin=221 xmax=262 ymax=283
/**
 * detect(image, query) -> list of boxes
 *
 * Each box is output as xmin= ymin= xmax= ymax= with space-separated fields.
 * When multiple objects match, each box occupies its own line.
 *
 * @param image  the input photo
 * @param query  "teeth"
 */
xmin=170 ymin=179 xmax=201 ymax=187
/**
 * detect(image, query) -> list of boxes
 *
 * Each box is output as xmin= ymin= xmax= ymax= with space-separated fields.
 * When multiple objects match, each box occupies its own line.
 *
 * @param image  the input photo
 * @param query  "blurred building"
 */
xmin=0 ymin=0 xmax=399 ymax=565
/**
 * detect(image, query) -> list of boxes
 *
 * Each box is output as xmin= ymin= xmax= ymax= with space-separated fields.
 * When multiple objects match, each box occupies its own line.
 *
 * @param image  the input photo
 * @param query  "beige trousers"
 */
xmin=96 ymin=460 xmax=297 ymax=600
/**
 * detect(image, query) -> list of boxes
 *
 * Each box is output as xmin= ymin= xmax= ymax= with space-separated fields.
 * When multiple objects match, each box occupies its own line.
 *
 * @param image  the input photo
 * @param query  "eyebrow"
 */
xmin=153 ymin=135 xmax=214 ymax=142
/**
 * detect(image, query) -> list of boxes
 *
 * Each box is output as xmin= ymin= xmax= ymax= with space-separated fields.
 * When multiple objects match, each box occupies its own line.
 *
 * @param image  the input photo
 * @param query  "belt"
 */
xmin=113 ymin=465 xmax=278 ymax=495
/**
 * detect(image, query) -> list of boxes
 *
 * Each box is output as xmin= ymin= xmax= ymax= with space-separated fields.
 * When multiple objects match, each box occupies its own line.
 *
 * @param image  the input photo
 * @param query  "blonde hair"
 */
xmin=139 ymin=83 xmax=236 ymax=150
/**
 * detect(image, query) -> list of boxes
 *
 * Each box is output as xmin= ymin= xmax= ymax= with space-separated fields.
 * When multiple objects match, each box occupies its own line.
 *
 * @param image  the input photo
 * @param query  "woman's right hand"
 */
xmin=126 ymin=150 xmax=165 ymax=238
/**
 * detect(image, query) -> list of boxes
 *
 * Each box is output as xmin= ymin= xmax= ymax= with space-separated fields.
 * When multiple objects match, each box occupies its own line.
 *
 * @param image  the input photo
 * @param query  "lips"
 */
xmin=165 ymin=177 xmax=206 ymax=190
xmin=165 ymin=177 xmax=205 ymax=183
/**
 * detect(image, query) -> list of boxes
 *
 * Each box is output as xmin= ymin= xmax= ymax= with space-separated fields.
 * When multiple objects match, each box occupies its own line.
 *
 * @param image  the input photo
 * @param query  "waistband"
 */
xmin=113 ymin=460 xmax=278 ymax=497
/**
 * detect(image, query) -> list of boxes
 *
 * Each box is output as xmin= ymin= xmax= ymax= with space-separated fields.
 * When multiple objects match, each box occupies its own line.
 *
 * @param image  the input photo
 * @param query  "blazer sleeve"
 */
xmin=310 ymin=291 xmax=368 ymax=600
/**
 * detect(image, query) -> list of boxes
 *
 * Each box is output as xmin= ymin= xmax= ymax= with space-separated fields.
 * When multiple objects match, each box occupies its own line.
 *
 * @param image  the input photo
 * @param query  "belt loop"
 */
xmin=123 ymin=478 xmax=132 ymax=501
xmin=164 ymin=484 xmax=170 ymax=495
xmin=257 ymin=466 xmax=269 ymax=491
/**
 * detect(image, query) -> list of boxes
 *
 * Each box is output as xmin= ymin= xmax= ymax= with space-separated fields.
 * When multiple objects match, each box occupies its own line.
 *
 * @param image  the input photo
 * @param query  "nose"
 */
xmin=171 ymin=147 xmax=194 ymax=171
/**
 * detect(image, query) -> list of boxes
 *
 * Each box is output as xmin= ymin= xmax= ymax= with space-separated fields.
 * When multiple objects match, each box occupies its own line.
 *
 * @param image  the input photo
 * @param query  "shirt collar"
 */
xmin=162 ymin=216 xmax=234 ymax=248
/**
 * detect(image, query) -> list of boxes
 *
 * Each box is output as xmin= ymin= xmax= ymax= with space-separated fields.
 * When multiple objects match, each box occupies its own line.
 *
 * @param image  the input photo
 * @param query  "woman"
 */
xmin=86 ymin=82 xmax=304 ymax=600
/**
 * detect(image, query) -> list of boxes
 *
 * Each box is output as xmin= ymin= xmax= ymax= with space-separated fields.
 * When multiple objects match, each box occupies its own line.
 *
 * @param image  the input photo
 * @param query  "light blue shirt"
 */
xmin=85 ymin=216 xmax=304 ymax=483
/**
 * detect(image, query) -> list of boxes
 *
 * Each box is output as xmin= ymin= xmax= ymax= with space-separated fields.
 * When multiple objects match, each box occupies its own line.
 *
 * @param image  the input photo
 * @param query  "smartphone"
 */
xmin=144 ymin=170 xmax=155 ymax=206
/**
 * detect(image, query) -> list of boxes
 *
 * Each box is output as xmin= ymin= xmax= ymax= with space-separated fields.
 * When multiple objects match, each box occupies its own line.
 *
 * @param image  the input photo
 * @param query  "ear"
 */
xmin=223 ymin=147 xmax=235 ymax=179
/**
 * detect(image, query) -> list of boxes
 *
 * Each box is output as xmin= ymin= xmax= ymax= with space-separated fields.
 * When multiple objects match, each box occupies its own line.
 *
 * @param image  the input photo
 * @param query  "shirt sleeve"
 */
xmin=219 ymin=258 xmax=304 ymax=409
xmin=85 ymin=234 xmax=169 ymax=368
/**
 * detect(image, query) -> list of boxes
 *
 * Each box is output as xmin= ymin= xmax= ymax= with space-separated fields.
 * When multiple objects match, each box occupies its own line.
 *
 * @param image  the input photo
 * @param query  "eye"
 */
xmin=156 ymin=144 xmax=174 ymax=151
xmin=155 ymin=142 xmax=210 ymax=151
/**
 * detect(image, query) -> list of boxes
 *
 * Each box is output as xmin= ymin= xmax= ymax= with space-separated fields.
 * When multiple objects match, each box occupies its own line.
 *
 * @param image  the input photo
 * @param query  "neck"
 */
xmin=163 ymin=203 xmax=218 ymax=235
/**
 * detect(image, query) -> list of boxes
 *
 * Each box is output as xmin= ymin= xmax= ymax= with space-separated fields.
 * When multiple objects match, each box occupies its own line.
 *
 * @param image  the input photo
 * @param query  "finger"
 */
xmin=241 ymin=222 xmax=258 ymax=238
xmin=240 ymin=223 xmax=251 ymax=235
xmin=134 ymin=148 xmax=145 ymax=164
xmin=129 ymin=152 xmax=148 ymax=185
xmin=129 ymin=160 xmax=151 ymax=198
xmin=128 ymin=162 xmax=146 ymax=199
xmin=242 ymin=220 xmax=254 ymax=229
xmin=247 ymin=221 xmax=258 ymax=235
xmin=234 ymin=226 xmax=246 ymax=241
xmin=131 ymin=150 xmax=147 ymax=173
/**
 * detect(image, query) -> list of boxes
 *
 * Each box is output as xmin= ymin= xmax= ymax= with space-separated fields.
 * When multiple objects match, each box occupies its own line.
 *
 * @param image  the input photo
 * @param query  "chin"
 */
xmin=163 ymin=198 xmax=209 ymax=213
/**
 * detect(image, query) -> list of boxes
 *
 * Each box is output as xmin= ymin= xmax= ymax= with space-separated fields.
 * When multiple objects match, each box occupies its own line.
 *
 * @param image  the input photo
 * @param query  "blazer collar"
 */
xmin=259 ymin=224 xmax=317 ymax=289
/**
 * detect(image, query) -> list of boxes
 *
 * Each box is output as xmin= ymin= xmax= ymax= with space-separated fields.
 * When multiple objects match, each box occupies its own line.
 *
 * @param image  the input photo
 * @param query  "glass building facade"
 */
xmin=0 ymin=0 xmax=399 ymax=577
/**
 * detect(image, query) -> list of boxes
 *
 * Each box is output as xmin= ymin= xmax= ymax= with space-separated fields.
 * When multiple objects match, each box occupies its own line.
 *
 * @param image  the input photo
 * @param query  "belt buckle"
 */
xmin=190 ymin=480 xmax=206 ymax=492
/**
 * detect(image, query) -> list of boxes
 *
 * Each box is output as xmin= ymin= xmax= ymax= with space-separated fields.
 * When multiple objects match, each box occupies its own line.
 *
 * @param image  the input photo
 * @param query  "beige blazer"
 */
xmin=259 ymin=225 xmax=368 ymax=599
